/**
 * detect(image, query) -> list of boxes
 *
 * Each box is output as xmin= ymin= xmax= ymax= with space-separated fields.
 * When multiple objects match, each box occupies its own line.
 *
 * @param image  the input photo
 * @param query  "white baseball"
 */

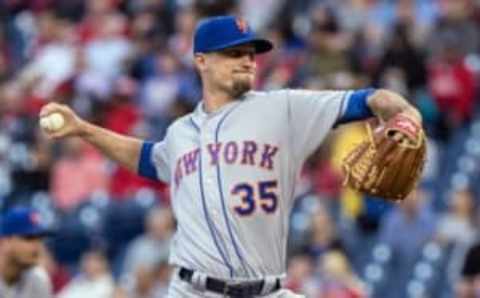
xmin=40 ymin=113 xmax=65 ymax=131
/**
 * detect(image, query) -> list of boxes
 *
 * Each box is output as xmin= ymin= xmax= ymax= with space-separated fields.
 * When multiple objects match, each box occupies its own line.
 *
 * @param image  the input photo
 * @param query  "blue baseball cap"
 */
xmin=0 ymin=207 xmax=52 ymax=237
xmin=193 ymin=16 xmax=273 ymax=54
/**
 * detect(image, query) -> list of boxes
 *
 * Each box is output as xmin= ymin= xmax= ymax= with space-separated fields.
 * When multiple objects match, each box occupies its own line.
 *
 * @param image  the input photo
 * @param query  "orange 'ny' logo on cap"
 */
xmin=236 ymin=18 xmax=248 ymax=33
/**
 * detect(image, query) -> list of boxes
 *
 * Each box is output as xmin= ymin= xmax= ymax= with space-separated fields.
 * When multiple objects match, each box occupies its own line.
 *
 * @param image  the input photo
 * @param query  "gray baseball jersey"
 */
xmin=0 ymin=266 xmax=52 ymax=298
xmin=140 ymin=89 xmax=353 ymax=280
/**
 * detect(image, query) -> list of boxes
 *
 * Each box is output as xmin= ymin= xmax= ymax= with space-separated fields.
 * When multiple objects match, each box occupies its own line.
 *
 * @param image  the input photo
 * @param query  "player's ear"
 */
xmin=194 ymin=54 xmax=207 ymax=72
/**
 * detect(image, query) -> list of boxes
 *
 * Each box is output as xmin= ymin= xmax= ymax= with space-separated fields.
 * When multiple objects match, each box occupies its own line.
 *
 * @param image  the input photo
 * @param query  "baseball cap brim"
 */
xmin=23 ymin=227 xmax=54 ymax=238
xmin=201 ymin=37 xmax=274 ymax=54
xmin=0 ymin=224 xmax=53 ymax=238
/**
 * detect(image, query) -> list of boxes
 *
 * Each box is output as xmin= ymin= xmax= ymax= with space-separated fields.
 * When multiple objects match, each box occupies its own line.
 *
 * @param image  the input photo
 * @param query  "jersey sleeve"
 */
xmin=138 ymin=140 xmax=171 ymax=183
xmin=287 ymin=89 xmax=349 ymax=160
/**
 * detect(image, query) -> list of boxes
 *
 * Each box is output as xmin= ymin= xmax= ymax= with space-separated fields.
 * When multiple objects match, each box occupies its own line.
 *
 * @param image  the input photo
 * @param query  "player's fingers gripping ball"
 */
xmin=39 ymin=112 xmax=65 ymax=132
xmin=342 ymin=113 xmax=427 ymax=201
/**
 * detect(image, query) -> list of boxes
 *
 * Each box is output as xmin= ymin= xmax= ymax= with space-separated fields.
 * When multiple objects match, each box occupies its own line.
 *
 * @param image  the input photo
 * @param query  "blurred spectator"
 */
xmin=102 ymin=76 xmax=142 ymax=135
xmin=10 ymin=129 xmax=52 ymax=197
xmin=0 ymin=207 xmax=53 ymax=298
xmin=393 ymin=0 xmax=440 ymax=44
xmin=301 ymin=204 xmax=346 ymax=263
xmin=456 ymin=239 xmax=480 ymax=298
xmin=0 ymin=132 xmax=12 ymax=199
xmin=115 ymin=265 xmax=156 ymax=298
xmin=51 ymin=138 xmax=109 ymax=210
xmin=374 ymin=22 xmax=427 ymax=93
xmin=254 ymin=17 xmax=306 ymax=89
xmin=124 ymin=0 xmax=176 ymax=37
xmin=437 ymin=188 xmax=477 ymax=246
xmin=0 ymin=82 xmax=22 ymax=198
xmin=193 ymin=0 xmax=237 ymax=18
xmin=284 ymin=254 xmax=319 ymax=297
xmin=318 ymin=250 xmax=366 ymax=298
xmin=240 ymin=0 xmax=286 ymax=31
xmin=420 ymin=138 xmax=440 ymax=185
xmin=303 ymin=141 xmax=342 ymax=200
xmin=57 ymin=250 xmax=114 ymax=298
xmin=379 ymin=188 xmax=436 ymax=293
xmin=115 ymin=261 xmax=172 ymax=298
xmin=121 ymin=207 xmax=174 ymax=277
xmin=334 ymin=0 xmax=375 ymax=33
xmin=76 ymin=0 xmax=116 ymax=44
xmin=299 ymin=4 xmax=351 ymax=86
xmin=101 ymin=76 xmax=167 ymax=200
xmin=0 ymin=27 xmax=11 ymax=81
xmin=346 ymin=22 xmax=381 ymax=78
xmin=0 ymin=80 xmax=54 ymax=200
xmin=77 ymin=12 xmax=132 ymax=100
xmin=168 ymin=8 xmax=196 ymax=67
xmin=427 ymin=41 xmax=476 ymax=141
xmin=379 ymin=188 xmax=436 ymax=259
xmin=437 ymin=188 xmax=478 ymax=286
xmin=139 ymin=50 xmax=199 ymax=138
xmin=428 ymin=0 xmax=479 ymax=57
xmin=18 ymin=12 xmax=77 ymax=101
xmin=83 ymin=12 xmax=130 ymax=79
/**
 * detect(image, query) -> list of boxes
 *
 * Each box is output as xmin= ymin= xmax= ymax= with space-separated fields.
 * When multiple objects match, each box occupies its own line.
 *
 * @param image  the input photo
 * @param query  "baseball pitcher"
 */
xmin=39 ymin=16 xmax=424 ymax=298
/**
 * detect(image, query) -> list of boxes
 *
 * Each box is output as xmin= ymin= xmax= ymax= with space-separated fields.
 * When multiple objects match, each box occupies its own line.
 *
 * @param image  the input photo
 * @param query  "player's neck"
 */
xmin=202 ymin=88 xmax=235 ymax=113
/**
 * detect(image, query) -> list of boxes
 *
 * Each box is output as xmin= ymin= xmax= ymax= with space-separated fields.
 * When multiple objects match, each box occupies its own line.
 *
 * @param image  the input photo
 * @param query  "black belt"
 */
xmin=179 ymin=267 xmax=281 ymax=297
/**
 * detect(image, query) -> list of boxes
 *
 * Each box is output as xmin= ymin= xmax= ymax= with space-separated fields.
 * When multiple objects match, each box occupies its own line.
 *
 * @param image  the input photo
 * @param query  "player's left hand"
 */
xmin=342 ymin=112 xmax=427 ymax=201
xmin=383 ymin=106 xmax=422 ymax=147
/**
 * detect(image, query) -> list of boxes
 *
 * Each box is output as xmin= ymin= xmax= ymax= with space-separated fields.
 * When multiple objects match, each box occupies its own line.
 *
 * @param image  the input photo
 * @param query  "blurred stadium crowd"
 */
xmin=1 ymin=0 xmax=480 ymax=297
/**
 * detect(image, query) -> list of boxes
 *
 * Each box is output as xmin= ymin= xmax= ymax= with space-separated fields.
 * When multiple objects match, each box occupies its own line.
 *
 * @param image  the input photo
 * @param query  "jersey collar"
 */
xmin=191 ymin=91 xmax=253 ymax=127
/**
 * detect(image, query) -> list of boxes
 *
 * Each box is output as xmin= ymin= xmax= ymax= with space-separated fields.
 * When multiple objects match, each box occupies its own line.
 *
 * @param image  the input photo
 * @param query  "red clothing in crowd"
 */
xmin=51 ymin=145 xmax=110 ymax=210
xmin=428 ymin=57 xmax=476 ymax=125
xmin=104 ymin=101 xmax=168 ymax=202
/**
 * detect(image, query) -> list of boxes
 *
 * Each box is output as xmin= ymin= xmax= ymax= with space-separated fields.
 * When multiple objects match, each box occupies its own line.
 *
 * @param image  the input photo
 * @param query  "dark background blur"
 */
xmin=1 ymin=0 xmax=480 ymax=297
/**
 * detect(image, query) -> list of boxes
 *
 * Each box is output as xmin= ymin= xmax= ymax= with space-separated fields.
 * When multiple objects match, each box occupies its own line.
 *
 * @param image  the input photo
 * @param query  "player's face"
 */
xmin=197 ymin=44 xmax=257 ymax=98
xmin=5 ymin=236 xmax=43 ymax=269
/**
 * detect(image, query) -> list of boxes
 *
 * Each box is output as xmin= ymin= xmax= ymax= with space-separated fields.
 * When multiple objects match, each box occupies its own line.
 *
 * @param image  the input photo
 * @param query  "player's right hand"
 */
xmin=39 ymin=102 xmax=85 ymax=139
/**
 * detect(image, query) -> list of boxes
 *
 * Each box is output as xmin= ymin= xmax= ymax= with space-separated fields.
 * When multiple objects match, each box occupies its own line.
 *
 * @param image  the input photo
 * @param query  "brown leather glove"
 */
xmin=342 ymin=114 xmax=427 ymax=201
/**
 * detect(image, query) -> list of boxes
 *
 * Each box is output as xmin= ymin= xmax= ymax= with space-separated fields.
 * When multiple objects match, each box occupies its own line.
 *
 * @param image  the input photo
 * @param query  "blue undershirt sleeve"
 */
xmin=137 ymin=141 xmax=159 ymax=180
xmin=336 ymin=88 xmax=376 ymax=125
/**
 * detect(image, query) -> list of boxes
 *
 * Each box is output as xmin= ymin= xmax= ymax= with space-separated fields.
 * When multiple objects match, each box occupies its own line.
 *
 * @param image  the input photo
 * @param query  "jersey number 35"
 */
xmin=231 ymin=180 xmax=278 ymax=216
